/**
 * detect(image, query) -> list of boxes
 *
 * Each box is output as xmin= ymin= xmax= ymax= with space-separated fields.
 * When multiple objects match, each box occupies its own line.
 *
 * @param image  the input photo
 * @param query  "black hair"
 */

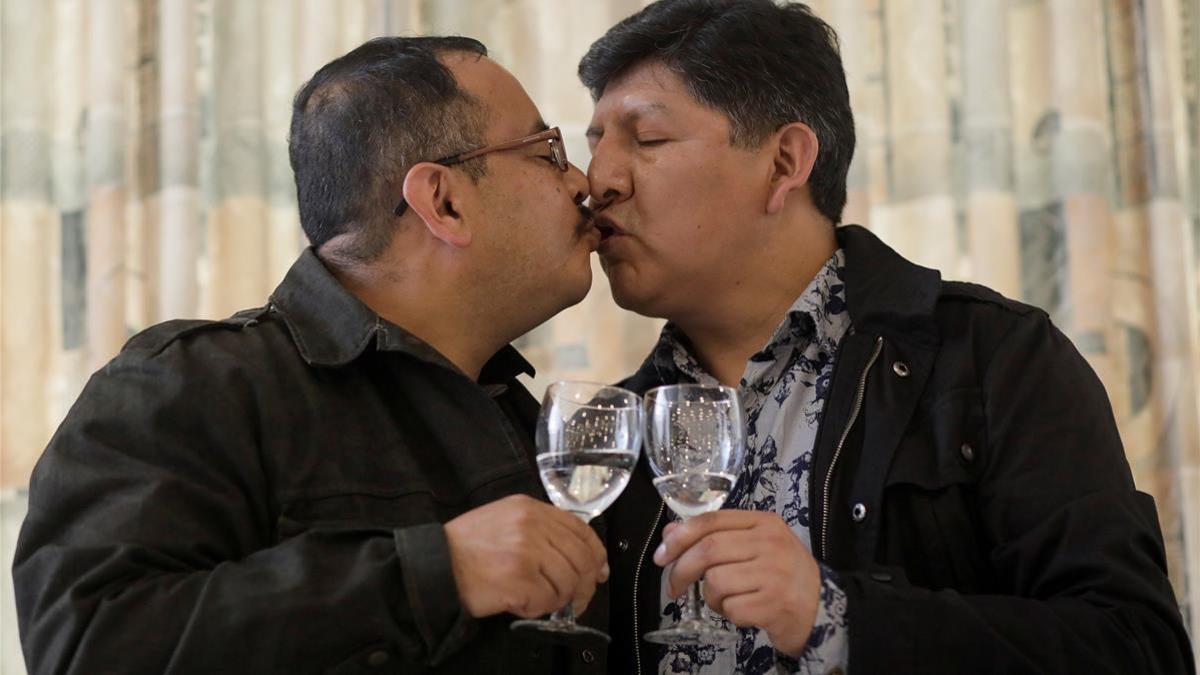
xmin=289 ymin=36 xmax=489 ymax=261
xmin=579 ymin=0 xmax=854 ymax=224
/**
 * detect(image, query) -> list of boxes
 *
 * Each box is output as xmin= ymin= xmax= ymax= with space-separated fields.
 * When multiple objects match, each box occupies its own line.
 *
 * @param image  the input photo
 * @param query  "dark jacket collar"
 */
xmin=623 ymin=225 xmax=941 ymax=390
xmin=269 ymin=248 xmax=534 ymax=383
xmin=837 ymin=224 xmax=941 ymax=347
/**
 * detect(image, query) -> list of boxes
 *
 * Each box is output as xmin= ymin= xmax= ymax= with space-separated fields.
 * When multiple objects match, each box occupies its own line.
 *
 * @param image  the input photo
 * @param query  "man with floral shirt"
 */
xmin=580 ymin=1 xmax=1193 ymax=673
xmin=650 ymin=251 xmax=852 ymax=674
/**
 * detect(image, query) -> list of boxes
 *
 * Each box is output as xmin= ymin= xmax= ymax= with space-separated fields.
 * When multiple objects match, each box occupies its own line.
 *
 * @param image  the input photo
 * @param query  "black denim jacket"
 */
xmin=13 ymin=249 xmax=609 ymax=674
xmin=603 ymin=226 xmax=1193 ymax=674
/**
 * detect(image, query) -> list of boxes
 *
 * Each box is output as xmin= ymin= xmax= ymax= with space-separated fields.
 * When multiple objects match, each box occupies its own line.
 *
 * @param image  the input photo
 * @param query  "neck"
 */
xmin=323 ymin=252 xmax=509 ymax=381
xmin=674 ymin=224 xmax=837 ymax=387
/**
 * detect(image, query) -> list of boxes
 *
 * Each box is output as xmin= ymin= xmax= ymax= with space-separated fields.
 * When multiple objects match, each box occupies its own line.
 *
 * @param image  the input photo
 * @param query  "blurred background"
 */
xmin=2 ymin=0 xmax=1199 ymax=671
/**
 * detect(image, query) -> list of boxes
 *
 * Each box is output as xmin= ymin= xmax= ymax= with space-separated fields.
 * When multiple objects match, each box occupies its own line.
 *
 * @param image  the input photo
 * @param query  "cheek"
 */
xmin=636 ymin=151 xmax=745 ymax=219
xmin=493 ymin=177 xmax=569 ymax=239
xmin=633 ymin=162 xmax=745 ymax=260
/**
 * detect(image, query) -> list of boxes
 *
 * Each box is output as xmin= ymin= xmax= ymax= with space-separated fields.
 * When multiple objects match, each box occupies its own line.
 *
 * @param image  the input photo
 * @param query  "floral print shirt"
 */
xmin=651 ymin=249 xmax=851 ymax=675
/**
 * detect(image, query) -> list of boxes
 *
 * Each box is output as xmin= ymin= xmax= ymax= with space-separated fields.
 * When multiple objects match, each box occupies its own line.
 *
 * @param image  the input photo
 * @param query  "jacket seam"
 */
xmin=936 ymin=286 xmax=1043 ymax=318
xmin=978 ymin=311 xmax=1037 ymax=462
xmin=127 ymin=306 xmax=272 ymax=360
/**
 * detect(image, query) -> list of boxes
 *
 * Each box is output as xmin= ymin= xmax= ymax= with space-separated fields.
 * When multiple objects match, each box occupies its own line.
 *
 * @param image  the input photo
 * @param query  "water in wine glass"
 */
xmin=651 ymin=470 xmax=736 ymax=518
xmin=537 ymin=449 xmax=637 ymax=520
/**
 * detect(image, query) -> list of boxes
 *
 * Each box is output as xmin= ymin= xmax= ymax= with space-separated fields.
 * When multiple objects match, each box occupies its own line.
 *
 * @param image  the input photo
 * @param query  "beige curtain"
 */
xmin=2 ymin=1 xmax=1198 ymax=671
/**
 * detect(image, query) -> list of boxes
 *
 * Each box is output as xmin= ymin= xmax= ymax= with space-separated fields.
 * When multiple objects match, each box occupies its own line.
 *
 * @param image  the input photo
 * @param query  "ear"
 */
xmin=402 ymin=162 xmax=473 ymax=248
xmin=765 ymin=122 xmax=820 ymax=215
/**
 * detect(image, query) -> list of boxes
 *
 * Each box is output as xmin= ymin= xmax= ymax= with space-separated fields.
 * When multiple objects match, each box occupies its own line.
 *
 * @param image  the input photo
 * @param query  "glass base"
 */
xmin=511 ymin=618 xmax=611 ymax=644
xmin=644 ymin=619 xmax=739 ymax=647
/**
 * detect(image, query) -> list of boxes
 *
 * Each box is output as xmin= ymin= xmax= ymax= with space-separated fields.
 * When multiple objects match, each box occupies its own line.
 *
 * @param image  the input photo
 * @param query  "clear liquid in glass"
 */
xmin=651 ymin=471 xmax=736 ymax=518
xmin=537 ymin=449 xmax=637 ymax=520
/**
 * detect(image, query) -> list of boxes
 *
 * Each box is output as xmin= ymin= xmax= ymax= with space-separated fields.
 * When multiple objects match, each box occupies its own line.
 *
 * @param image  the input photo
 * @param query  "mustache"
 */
xmin=575 ymin=203 xmax=597 ymax=235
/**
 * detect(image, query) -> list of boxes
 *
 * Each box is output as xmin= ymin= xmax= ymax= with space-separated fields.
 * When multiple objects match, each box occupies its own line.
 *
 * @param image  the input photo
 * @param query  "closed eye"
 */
xmin=637 ymin=139 xmax=669 ymax=148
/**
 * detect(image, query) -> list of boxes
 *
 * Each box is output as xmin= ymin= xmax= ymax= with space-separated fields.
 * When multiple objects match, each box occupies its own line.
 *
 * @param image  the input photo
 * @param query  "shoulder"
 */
xmin=122 ymin=305 xmax=277 ymax=357
xmin=937 ymin=280 xmax=1042 ymax=318
xmin=924 ymin=280 xmax=1081 ymax=385
xmin=933 ymin=280 xmax=1054 ymax=340
xmin=108 ymin=305 xmax=297 ymax=384
xmin=923 ymin=279 xmax=1100 ymax=407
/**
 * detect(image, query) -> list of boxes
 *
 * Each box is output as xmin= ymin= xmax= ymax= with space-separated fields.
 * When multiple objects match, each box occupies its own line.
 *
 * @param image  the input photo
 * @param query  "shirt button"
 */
xmin=366 ymin=650 xmax=390 ymax=667
xmin=960 ymin=442 xmax=976 ymax=462
xmin=892 ymin=361 xmax=910 ymax=378
xmin=581 ymin=648 xmax=597 ymax=663
xmin=617 ymin=539 xmax=630 ymax=552
xmin=851 ymin=502 xmax=868 ymax=522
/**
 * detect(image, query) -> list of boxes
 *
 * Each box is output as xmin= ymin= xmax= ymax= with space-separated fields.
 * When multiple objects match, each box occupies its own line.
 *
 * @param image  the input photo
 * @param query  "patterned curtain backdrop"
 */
xmin=1 ymin=1 xmax=1197 ymax=671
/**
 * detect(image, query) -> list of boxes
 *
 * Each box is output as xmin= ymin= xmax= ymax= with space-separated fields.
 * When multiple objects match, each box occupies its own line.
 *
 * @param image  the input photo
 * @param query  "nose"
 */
xmin=586 ymin=138 xmax=631 ymax=209
xmin=566 ymin=162 xmax=590 ymax=206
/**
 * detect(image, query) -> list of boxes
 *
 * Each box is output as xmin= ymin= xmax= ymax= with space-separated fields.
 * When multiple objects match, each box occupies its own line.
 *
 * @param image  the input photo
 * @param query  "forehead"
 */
xmin=443 ymin=53 xmax=543 ymax=139
xmin=590 ymin=61 xmax=728 ymax=131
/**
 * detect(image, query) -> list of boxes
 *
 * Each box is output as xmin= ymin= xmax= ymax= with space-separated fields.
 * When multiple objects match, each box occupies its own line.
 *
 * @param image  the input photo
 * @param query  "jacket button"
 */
xmin=851 ymin=503 xmax=868 ymax=522
xmin=892 ymin=361 xmax=910 ymax=378
xmin=960 ymin=442 xmax=975 ymax=462
xmin=870 ymin=571 xmax=893 ymax=582
xmin=617 ymin=539 xmax=630 ymax=552
xmin=366 ymin=650 xmax=390 ymax=667
xmin=581 ymin=648 xmax=597 ymax=663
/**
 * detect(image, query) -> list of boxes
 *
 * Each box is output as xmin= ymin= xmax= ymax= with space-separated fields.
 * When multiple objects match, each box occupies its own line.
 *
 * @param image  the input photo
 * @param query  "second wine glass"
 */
xmin=642 ymin=383 xmax=746 ymax=647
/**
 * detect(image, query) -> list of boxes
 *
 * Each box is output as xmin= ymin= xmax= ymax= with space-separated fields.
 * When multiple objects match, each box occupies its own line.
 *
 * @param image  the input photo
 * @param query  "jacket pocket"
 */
xmin=881 ymin=388 xmax=991 ymax=591
xmin=886 ymin=387 xmax=987 ymax=489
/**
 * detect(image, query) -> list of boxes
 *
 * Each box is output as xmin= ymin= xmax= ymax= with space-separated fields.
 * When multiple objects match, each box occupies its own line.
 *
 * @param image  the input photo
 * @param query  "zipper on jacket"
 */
xmin=633 ymin=500 xmax=666 ymax=675
xmin=818 ymin=335 xmax=884 ymax=560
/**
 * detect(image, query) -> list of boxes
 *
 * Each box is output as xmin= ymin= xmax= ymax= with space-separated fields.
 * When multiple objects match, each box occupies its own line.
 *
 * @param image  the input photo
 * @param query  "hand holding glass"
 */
xmin=643 ymin=383 xmax=746 ymax=647
xmin=510 ymin=381 xmax=642 ymax=642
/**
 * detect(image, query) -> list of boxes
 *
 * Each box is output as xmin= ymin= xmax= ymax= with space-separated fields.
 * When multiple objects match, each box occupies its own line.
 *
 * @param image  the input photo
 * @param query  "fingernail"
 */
xmin=653 ymin=542 xmax=666 ymax=563
xmin=601 ymin=562 xmax=610 ymax=580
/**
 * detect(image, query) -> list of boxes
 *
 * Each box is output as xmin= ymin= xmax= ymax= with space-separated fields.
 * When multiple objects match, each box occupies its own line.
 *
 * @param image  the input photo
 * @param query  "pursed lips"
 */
xmin=594 ymin=214 xmax=626 ymax=244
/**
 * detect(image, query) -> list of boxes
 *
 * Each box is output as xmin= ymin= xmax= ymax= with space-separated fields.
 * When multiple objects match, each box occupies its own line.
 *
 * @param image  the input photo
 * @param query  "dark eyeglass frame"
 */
xmin=393 ymin=126 xmax=568 ymax=217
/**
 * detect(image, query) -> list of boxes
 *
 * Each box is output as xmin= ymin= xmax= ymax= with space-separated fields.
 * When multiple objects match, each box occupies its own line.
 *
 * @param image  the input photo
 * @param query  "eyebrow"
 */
xmin=530 ymin=119 xmax=550 ymax=135
xmin=586 ymin=102 xmax=670 ymax=140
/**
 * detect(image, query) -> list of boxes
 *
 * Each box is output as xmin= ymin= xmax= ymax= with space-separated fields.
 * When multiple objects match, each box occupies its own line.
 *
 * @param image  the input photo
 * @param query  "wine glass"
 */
xmin=642 ymin=383 xmax=746 ymax=647
xmin=511 ymin=380 xmax=643 ymax=642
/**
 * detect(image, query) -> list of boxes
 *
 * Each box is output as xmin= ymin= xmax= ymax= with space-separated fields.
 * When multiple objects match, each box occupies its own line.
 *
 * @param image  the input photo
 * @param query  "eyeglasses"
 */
xmin=393 ymin=126 xmax=569 ymax=217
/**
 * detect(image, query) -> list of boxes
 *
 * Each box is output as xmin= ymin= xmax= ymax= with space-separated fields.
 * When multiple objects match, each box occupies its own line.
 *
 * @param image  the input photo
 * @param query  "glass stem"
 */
xmin=673 ymin=515 xmax=702 ymax=623
xmin=550 ymin=603 xmax=576 ymax=623
xmin=549 ymin=511 xmax=594 ymax=624
xmin=682 ymin=581 xmax=703 ymax=623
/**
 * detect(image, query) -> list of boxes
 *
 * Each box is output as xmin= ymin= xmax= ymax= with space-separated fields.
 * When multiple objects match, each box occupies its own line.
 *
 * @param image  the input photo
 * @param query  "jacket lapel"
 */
xmin=849 ymin=336 xmax=937 ymax=563
xmin=834 ymin=226 xmax=942 ymax=564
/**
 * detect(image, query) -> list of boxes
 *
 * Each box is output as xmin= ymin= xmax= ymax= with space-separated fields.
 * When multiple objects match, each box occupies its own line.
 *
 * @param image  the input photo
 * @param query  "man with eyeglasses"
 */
xmin=14 ymin=37 xmax=611 ymax=674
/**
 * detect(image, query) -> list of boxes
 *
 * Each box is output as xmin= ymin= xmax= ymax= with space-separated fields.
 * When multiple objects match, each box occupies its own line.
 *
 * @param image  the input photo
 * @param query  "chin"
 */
xmin=562 ymin=269 xmax=593 ymax=308
xmin=604 ymin=266 xmax=637 ymax=309
xmin=607 ymin=277 xmax=667 ymax=319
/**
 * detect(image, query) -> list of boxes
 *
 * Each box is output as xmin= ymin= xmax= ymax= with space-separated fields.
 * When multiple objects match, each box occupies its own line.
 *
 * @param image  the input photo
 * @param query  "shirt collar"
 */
xmin=269 ymin=248 xmax=535 ymax=382
xmin=756 ymin=248 xmax=847 ymax=357
xmin=649 ymin=249 xmax=848 ymax=382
